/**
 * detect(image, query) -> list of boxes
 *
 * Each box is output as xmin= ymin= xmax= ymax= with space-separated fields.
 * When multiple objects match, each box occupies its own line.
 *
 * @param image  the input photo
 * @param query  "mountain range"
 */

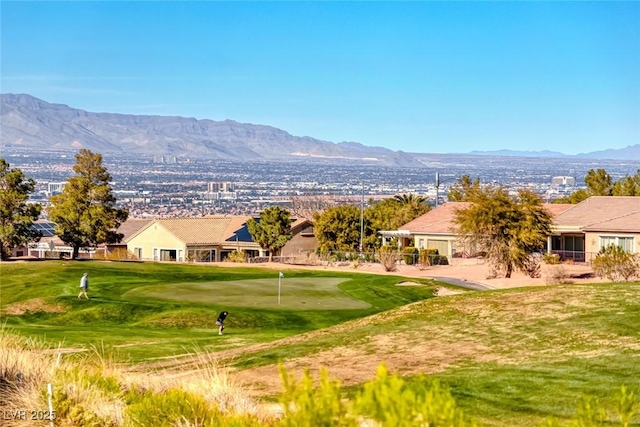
xmin=1 ymin=93 xmax=638 ymax=163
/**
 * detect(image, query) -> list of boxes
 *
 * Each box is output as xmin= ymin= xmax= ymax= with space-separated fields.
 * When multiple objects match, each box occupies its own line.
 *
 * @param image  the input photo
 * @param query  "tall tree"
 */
xmin=0 ymin=159 xmax=42 ymax=260
xmin=289 ymin=194 xmax=338 ymax=221
xmin=585 ymin=168 xmax=613 ymax=196
xmin=246 ymin=206 xmax=292 ymax=262
xmin=314 ymin=205 xmax=373 ymax=253
xmin=48 ymin=150 xmax=128 ymax=259
xmin=613 ymin=170 xmax=640 ymax=196
xmin=552 ymin=189 xmax=589 ymax=204
xmin=368 ymin=197 xmax=430 ymax=232
xmin=453 ymin=188 xmax=552 ymax=278
xmin=393 ymin=193 xmax=427 ymax=205
xmin=447 ymin=175 xmax=482 ymax=202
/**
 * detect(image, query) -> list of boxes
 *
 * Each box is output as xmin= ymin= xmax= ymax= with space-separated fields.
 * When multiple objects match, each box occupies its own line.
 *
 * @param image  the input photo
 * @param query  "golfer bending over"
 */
xmin=216 ymin=311 xmax=228 ymax=335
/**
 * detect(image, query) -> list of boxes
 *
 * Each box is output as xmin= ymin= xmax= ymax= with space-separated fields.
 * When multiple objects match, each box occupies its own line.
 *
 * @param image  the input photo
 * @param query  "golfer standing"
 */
xmin=78 ymin=272 xmax=89 ymax=299
xmin=216 ymin=311 xmax=228 ymax=335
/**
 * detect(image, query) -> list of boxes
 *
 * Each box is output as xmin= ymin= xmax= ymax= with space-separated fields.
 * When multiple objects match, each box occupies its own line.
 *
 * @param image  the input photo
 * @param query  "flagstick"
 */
xmin=278 ymin=274 xmax=281 ymax=305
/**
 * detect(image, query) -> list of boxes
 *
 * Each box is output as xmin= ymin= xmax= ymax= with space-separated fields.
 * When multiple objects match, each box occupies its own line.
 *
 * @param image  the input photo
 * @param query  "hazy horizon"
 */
xmin=2 ymin=2 xmax=638 ymax=155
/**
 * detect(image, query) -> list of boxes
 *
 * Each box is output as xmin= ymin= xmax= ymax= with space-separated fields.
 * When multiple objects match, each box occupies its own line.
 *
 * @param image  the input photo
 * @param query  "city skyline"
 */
xmin=2 ymin=1 xmax=639 ymax=155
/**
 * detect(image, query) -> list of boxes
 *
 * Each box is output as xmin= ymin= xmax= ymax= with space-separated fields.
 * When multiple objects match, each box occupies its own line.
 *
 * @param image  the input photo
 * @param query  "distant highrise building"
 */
xmin=47 ymin=182 xmax=66 ymax=194
xmin=208 ymin=182 xmax=235 ymax=193
xmin=551 ymin=176 xmax=576 ymax=186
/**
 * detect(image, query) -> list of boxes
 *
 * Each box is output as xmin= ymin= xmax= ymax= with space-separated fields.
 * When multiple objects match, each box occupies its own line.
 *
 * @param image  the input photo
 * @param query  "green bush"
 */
xmin=226 ymin=249 xmax=248 ymax=263
xmin=542 ymin=252 xmax=562 ymax=264
xmin=419 ymin=248 xmax=449 ymax=266
xmin=403 ymin=247 xmax=419 ymax=265
xmin=125 ymin=388 xmax=218 ymax=427
xmin=278 ymin=363 xmax=477 ymax=427
xmin=593 ymin=244 xmax=640 ymax=282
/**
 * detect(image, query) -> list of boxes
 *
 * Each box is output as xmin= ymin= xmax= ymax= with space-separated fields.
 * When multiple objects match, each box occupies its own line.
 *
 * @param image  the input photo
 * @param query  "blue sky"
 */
xmin=1 ymin=1 xmax=639 ymax=155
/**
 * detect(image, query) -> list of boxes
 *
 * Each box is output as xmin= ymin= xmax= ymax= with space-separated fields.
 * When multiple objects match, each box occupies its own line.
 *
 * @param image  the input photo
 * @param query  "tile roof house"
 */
xmin=126 ymin=216 xmax=316 ymax=262
xmin=383 ymin=201 xmax=574 ymax=260
xmin=549 ymin=196 xmax=640 ymax=262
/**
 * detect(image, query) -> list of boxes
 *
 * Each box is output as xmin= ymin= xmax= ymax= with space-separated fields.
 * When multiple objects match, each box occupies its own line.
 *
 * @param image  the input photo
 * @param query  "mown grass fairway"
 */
xmin=124 ymin=277 xmax=370 ymax=310
xmin=3 ymin=260 xmax=639 ymax=425
xmin=0 ymin=260 xmax=437 ymax=361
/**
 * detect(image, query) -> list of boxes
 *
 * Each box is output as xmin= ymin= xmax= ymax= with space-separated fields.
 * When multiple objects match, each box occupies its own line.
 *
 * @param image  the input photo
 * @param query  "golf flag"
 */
xmin=278 ymin=272 xmax=284 ymax=305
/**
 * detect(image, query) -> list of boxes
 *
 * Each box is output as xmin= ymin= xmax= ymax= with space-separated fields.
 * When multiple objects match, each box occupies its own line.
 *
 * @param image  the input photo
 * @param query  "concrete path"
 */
xmin=428 ymin=276 xmax=493 ymax=291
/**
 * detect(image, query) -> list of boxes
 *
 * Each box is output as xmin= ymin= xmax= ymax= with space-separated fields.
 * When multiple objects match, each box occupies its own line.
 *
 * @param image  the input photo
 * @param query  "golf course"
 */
xmin=1 ymin=260 xmax=639 ymax=426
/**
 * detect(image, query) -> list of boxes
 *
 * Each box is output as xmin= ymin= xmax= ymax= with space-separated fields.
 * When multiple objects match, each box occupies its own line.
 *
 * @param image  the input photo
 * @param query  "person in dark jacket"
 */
xmin=216 ymin=311 xmax=228 ymax=335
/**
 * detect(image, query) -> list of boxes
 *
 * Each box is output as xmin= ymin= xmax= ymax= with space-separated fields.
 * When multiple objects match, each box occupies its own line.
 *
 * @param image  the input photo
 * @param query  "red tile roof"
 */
xmin=554 ymin=196 xmax=640 ymax=232
xmin=400 ymin=202 xmax=574 ymax=234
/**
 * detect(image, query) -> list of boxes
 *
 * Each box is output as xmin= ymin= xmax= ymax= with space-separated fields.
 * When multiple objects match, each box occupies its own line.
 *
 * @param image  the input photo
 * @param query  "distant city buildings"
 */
xmin=551 ymin=176 xmax=576 ymax=186
xmin=47 ymin=182 xmax=66 ymax=194
xmin=205 ymin=181 xmax=237 ymax=201
xmin=8 ymin=149 xmax=640 ymax=220
xmin=153 ymin=155 xmax=177 ymax=164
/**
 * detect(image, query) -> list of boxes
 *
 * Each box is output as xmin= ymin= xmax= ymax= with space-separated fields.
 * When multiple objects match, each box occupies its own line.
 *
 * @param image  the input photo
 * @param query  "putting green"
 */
xmin=123 ymin=277 xmax=371 ymax=310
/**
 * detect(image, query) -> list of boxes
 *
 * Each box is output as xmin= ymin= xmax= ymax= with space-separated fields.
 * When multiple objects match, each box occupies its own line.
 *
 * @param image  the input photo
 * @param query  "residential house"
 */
xmin=382 ymin=201 xmax=574 ymax=260
xmin=549 ymin=196 xmax=640 ymax=262
xmin=126 ymin=216 xmax=316 ymax=262
xmin=105 ymin=218 xmax=153 ymax=256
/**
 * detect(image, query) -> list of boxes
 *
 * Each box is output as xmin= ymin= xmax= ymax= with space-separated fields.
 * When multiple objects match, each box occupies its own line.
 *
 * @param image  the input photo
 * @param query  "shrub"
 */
xmin=125 ymin=388 xmax=217 ymax=426
xmin=523 ymin=256 xmax=541 ymax=278
xmin=403 ymin=247 xmax=419 ymax=265
xmin=544 ymin=265 xmax=573 ymax=285
xmin=418 ymin=249 xmax=449 ymax=267
xmin=378 ymin=245 xmax=401 ymax=272
xmin=278 ymin=364 xmax=476 ymax=427
xmin=226 ymin=250 xmax=247 ymax=263
xmin=419 ymin=248 xmax=439 ymax=266
xmin=95 ymin=248 xmax=139 ymax=261
xmin=593 ymin=244 xmax=640 ymax=282
xmin=543 ymin=253 xmax=561 ymax=264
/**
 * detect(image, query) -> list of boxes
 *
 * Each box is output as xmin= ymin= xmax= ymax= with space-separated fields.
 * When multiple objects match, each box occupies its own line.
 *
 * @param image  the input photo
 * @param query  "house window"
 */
xmin=564 ymin=236 xmax=584 ymax=252
xmin=600 ymin=236 xmax=634 ymax=253
xmin=418 ymin=238 xmax=424 ymax=249
xmin=160 ymin=249 xmax=177 ymax=261
xmin=134 ymin=247 xmax=142 ymax=259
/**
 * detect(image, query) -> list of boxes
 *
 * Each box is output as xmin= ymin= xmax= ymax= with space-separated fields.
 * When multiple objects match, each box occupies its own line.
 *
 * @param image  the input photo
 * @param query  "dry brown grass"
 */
xmin=0 ymin=329 xmax=267 ymax=426
xmin=2 ymin=298 xmax=67 ymax=315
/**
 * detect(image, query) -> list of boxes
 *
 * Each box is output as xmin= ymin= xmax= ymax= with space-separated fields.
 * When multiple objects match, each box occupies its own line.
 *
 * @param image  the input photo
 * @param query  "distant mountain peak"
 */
xmin=2 ymin=93 xmax=638 ymax=162
xmin=0 ymin=93 xmax=424 ymax=167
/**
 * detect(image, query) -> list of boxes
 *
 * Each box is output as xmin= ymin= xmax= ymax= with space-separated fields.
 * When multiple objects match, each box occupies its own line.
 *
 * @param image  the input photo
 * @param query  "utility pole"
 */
xmin=435 ymin=172 xmax=440 ymax=208
xmin=359 ymin=180 xmax=364 ymax=256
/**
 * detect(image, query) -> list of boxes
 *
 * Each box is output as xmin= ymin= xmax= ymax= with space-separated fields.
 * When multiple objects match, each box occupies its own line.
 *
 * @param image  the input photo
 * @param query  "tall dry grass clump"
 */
xmin=0 ymin=331 xmax=57 ymax=427
xmin=0 ymin=329 xmax=267 ymax=426
xmin=129 ymin=349 xmax=262 ymax=418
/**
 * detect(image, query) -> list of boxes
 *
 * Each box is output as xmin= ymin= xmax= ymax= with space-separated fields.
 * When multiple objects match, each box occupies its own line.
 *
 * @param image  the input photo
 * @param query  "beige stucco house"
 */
xmin=382 ymin=201 xmax=574 ymax=260
xmin=549 ymin=196 xmax=640 ymax=262
xmin=125 ymin=216 xmax=316 ymax=262
xmin=380 ymin=202 xmax=471 ymax=259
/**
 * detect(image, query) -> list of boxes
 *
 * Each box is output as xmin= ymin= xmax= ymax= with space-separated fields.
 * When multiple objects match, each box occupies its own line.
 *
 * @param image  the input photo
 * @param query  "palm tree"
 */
xmin=393 ymin=193 xmax=427 ymax=205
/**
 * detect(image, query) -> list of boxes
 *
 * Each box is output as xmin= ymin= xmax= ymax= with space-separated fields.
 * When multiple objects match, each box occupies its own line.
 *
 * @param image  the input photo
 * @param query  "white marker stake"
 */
xmin=278 ymin=272 xmax=284 ymax=305
xmin=47 ymin=383 xmax=54 ymax=427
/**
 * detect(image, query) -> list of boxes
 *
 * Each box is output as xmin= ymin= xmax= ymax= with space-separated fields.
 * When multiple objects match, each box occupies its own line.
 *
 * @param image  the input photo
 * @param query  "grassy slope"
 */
xmin=3 ymin=261 xmax=639 ymax=425
xmin=230 ymin=283 xmax=640 ymax=426
xmin=0 ymin=260 xmax=439 ymax=361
